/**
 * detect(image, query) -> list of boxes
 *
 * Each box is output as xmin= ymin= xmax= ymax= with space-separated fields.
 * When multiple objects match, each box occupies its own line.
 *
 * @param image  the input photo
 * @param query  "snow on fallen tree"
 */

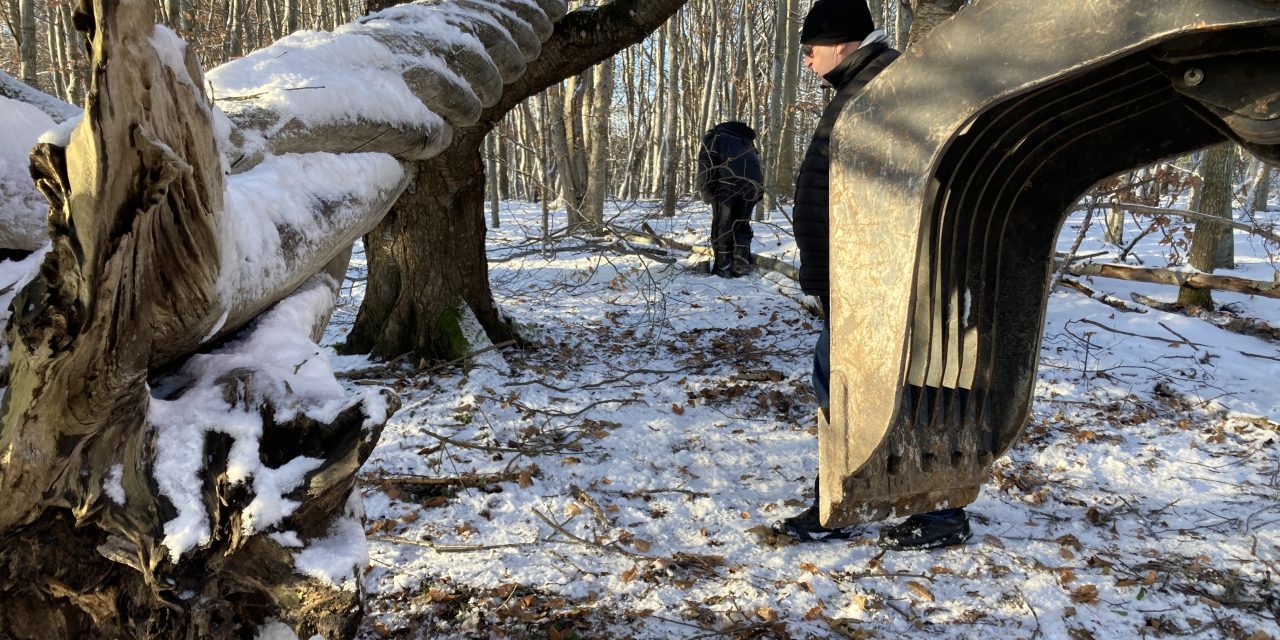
xmin=0 ymin=0 xmax=567 ymax=637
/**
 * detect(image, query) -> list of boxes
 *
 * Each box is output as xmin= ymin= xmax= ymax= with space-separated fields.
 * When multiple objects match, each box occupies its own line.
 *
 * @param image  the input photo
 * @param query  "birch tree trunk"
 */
xmin=698 ymin=2 xmax=720 ymax=137
xmin=582 ymin=59 xmax=613 ymax=226
xmin=1105 ymin=194 xmax=1125 ymax=244
xmin=661 ymin=16 xmax=681 ymax=217
xmin=18 ymin=0 xmax=38 ymax=88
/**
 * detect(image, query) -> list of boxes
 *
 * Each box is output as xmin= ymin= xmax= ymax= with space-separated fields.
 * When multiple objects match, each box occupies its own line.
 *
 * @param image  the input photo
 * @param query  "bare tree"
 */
xmin=1178 ymin=142 xmax=1237 ymax=309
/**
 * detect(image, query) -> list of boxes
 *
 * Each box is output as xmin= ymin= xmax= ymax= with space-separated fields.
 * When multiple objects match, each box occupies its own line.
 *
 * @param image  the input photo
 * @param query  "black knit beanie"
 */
xmin=800 ymin=0 xmax=875 ymax=45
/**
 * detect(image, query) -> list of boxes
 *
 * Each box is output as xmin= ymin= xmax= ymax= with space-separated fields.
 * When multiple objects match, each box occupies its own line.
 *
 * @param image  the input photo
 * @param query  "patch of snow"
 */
xmin=0 ymin=96 xmax=56 ymax=252
xmin=293 ymin=492 xmax=368 ymax=591
xmin=254 ymin=620 xmax=298 ymax=640
xmin=104 ymin=464 xmax=127 ymax=505
xmin=151 ymin=275 xmax=384 ymax=561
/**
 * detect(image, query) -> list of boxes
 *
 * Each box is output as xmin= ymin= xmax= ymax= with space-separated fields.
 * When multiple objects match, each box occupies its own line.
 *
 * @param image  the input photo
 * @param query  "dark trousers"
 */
xmin=710 ymin=197 xmax=754 ymax=277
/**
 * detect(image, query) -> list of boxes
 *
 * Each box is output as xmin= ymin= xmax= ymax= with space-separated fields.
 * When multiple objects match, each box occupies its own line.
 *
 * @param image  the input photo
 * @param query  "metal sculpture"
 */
xmin=821 ymin=0 xmax=1280 ymax=526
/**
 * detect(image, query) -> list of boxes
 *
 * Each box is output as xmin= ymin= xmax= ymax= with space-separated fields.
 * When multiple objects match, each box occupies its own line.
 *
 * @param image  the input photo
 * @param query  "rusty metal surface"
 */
xmin=821 ymin=0 xmax=1280 ymax=527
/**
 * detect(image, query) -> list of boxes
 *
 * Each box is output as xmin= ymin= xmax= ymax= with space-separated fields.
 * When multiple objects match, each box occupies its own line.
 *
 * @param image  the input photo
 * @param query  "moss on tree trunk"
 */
xmin=342 ymin=141 xmax=518 ymax=363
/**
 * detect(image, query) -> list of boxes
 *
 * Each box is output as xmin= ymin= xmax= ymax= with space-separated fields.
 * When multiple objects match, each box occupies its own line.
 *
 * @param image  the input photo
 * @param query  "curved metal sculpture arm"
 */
xmin=820 ymin=0 xmax=1280 ymax=527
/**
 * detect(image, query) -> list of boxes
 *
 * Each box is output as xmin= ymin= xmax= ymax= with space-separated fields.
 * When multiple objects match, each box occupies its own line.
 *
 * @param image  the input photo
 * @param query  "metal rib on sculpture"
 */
xmin=820 ymin=0 xmax=1280 ymax=527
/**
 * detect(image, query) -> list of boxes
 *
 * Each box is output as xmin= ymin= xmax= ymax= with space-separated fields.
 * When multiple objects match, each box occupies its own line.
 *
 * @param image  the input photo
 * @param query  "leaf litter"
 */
xmin=326 ymin=202 xmax=1280 ymax=639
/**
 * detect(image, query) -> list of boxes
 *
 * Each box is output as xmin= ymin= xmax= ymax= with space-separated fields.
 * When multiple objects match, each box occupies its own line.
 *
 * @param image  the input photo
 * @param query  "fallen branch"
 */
xmin=374 ymin=470 xmax=529 ymax=489
xmin=369 ymin=535 xmax=532 ymax=553
xmin=1059 ymin=261 xmax=1280 ymax=299
xmin=1120 ymin=202 xmax=1280 ymax=244
xmin=1058 ymin=277 xmax=1147 ymax=313
xmin=1129 ymin=292 xmax=1280 ymax=345
xmin=530 ymin=508 xmax=647 ymax=559
xmin=1074 ymin=318 xmax=1205 ymax=349
xmin=611 ymin=225 xmax=800 ymax=281
xmin=337 ymin=340 xmax=517 ymax=380
xmin=598 ymin=487 xmax=711 ymax=499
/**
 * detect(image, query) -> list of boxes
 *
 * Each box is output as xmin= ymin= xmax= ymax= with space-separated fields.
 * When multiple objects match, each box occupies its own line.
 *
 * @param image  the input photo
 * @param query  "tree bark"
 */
xmin=347 ymin=0 xmax=689 ymax=362
xmin=0 ymin=1 xmax=398 ymax=637
xmin=1178 ymin=142 xmax=1236 ymax=309
xmin=18 ymin=0 xmax=38 ymax=88
xmin=906 ymin=0 xmax=965 ymax=48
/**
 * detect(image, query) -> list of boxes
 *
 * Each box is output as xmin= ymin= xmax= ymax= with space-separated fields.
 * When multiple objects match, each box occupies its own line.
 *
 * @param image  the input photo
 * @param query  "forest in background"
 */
xmin=4 ymin=0 xmax=1275 ymax=274
xmin=1 ymin=0 xmax=916 ymax=223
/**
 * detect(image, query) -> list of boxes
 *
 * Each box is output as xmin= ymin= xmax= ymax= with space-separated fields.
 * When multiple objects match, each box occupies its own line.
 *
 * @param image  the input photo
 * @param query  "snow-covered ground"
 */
xmin=332 ymin=198 xmax=1280 ymax=639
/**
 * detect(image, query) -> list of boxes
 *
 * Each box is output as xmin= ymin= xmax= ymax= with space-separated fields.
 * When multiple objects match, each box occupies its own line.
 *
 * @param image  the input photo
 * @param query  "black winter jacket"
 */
xmin=792 ymin=43 xmax=899 ymax=300
xmin=697 ymin=121 xmax=764 ymax=204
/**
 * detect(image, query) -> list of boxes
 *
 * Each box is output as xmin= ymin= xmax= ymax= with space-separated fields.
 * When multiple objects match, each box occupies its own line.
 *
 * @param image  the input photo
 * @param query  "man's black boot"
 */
xmin=772 ymin=505 xmax=860 ymax=542
xmin=876 ymin=508 xmax=971 ymax=550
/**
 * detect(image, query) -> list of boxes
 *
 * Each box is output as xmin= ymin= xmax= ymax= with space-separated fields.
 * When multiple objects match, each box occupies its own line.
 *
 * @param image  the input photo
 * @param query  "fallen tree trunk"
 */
xmin=0 ymin=0 xmax=398 ymax=636
xmin=0 ymin=0 xmax=568 ymax=636
xmin=1060 ymin=260 xmax=1280 ymax=299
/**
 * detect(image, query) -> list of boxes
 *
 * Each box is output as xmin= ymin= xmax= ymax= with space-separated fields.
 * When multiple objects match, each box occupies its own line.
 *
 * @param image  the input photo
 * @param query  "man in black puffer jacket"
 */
xmin=774 ymin=0 xmax=972 ymax=550
xmin=697 ymin=121 xmax=764 ymax=277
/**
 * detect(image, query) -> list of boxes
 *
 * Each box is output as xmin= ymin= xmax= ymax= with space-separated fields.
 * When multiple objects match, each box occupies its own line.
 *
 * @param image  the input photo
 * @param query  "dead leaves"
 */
xmin=746 ymin=524 xmax=793 ymax=547
xmin=906 ymin=581 xmax=935 ymax=602
xmin=1070 ymin=584 xmax=1101 ymax=604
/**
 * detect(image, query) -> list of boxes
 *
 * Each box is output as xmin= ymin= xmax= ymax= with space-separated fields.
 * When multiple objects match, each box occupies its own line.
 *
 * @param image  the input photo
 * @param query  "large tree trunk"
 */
xmin=344 ymin=139 xmax=517 ymax=361
xmin=348 ymin=0 xmax=690 ymax=363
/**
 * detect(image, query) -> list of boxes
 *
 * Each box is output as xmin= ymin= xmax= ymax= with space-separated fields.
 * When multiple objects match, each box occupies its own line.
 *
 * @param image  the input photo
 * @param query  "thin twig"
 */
xmin=1158 ymin=322 xmax=1200 ymax=352
xmin=371 ymin=470 xmax=528 ymax=489
xmin=369 ymin=535 xmax=531 ymax=553
xmin=1015 ymin=586 xmax=1042 ymax=640
xmin=334 ymin=351 xmax=412 ymax=380
xmin=530 ymin=508 xmax=648 ymax=559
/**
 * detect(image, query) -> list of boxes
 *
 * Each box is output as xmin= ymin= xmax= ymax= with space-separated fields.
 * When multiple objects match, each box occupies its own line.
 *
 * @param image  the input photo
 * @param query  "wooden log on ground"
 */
xmin=1059 ymin=261 xmax=1280 ymax=299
